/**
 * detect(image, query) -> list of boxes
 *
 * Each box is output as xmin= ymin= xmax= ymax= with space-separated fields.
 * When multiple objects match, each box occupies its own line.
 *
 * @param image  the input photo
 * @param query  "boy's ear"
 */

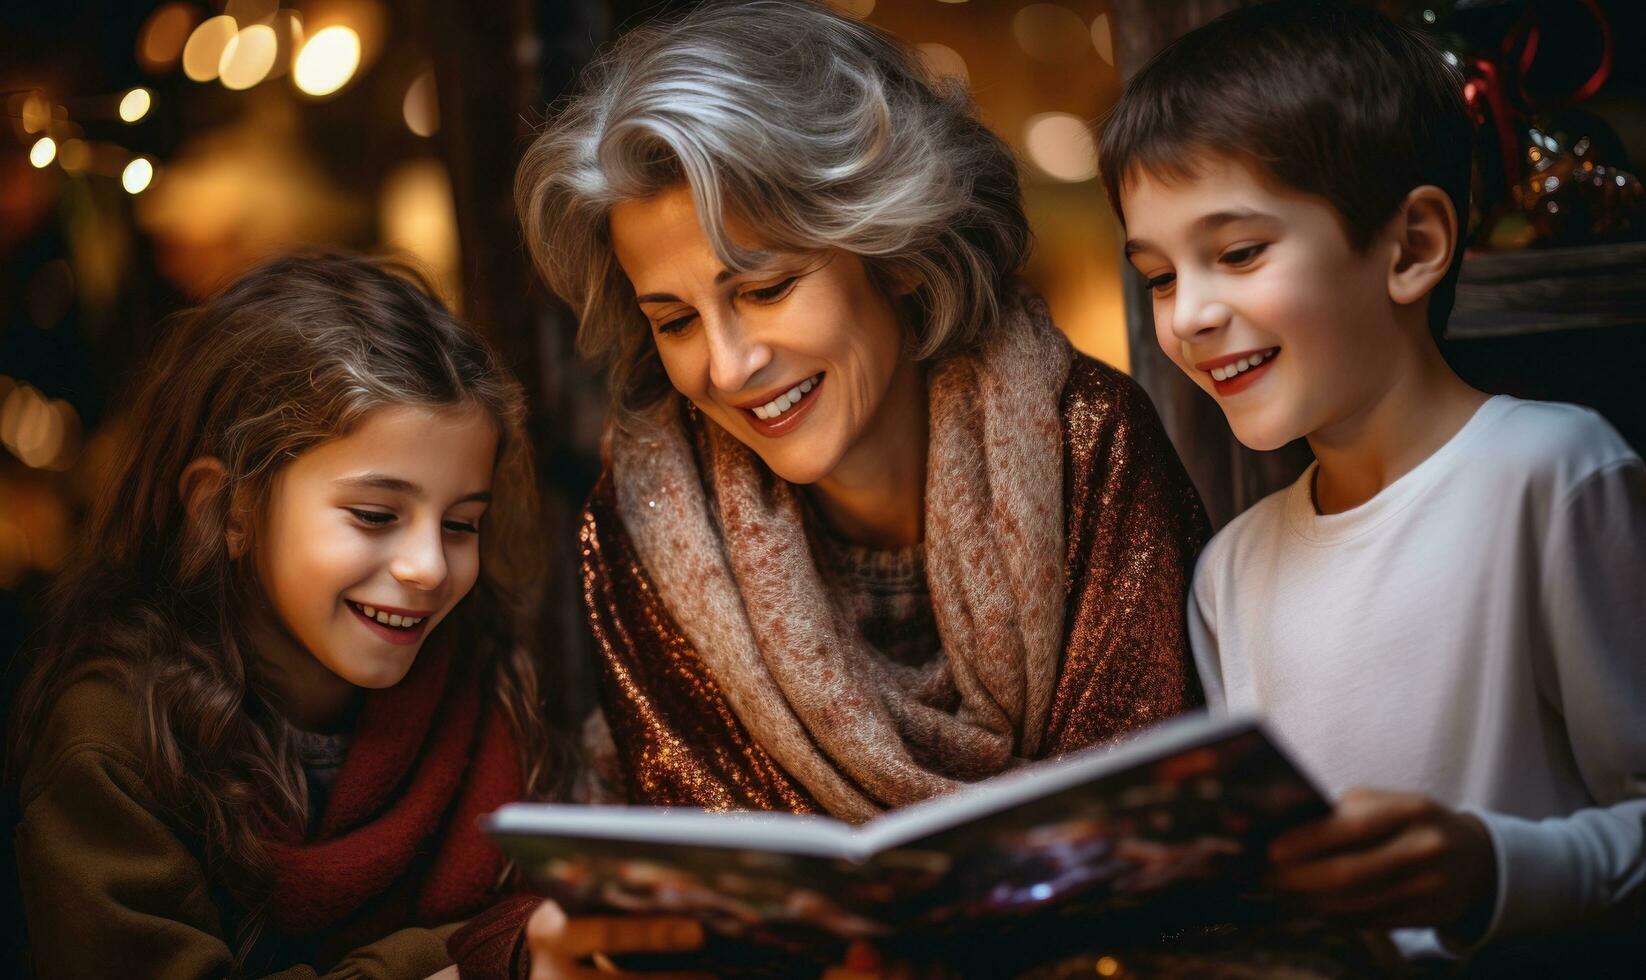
xmin=179 ymin=456 xmax=249 ymax=559
xmin=1386 ymin=185 xmax=1458 ymax=309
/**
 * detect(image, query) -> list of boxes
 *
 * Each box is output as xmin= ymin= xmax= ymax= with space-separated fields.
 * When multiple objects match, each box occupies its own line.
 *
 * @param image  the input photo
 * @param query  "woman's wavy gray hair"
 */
xmin=516 ymin=0 xmax=1030 ymax=422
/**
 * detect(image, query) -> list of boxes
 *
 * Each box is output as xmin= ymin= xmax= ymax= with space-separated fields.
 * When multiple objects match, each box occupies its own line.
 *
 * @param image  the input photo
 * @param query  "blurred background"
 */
xmin=2 ymin=3 xmax=1643 ymax=950
xmin=0 ymin=0 xmax=1151 ymax=737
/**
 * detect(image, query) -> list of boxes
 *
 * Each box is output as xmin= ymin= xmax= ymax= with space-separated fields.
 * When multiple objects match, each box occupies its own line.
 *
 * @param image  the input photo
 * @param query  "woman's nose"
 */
xmin=703 ymin=310 xmax=773 ymax=395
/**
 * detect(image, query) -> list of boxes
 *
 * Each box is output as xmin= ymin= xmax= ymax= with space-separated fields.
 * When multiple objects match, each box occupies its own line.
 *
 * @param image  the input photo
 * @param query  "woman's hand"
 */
xmin=525 ymin=900 xmax=709 ymax=979
xmin=1268 ymin=787 xmax=1497 ymax=934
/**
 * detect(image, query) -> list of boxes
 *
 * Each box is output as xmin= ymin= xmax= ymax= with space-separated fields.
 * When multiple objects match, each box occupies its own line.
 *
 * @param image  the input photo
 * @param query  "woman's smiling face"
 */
xmin=609 ymin=184 xmax=911 ymax=486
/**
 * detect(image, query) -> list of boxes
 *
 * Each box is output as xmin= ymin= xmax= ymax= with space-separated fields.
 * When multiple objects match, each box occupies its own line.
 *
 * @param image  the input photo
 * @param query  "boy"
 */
xmin=1099 ymin=0 xmax=1644 ymax=960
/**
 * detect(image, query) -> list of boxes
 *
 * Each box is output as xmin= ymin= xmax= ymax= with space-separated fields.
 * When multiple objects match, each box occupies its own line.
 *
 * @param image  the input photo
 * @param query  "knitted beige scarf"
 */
xmin=611 ymin=293 xmax=1074 ymax=822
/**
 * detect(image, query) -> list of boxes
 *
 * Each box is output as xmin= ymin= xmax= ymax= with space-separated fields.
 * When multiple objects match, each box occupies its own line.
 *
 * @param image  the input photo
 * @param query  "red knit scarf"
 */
xmin=264 ymin=639 xmax=522 ymax=935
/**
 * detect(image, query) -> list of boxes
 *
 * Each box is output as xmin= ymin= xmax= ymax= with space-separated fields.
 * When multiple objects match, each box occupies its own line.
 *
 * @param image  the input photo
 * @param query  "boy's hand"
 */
xmin=1268 ymin=788 xmax=1497 ymax=934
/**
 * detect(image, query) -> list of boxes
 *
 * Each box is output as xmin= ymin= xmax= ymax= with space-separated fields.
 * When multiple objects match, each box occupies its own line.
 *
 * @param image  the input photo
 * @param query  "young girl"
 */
xmin=9 ymin=253 xmax=552 ymax=978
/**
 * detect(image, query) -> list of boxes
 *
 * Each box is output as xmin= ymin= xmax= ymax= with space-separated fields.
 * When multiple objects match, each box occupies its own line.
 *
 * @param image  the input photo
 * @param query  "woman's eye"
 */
xmin=348 ymin=508 xmax=395 ymax=527
xmin=655 ymin=313 xmax=696 ymax=336
xmin=443 ymin=520 xmax=481 ymax=535
xmin=1221 ymin=243 xmax=1267 ymax=266
xmin=745 ymin=276 xmax=798 ymax=302
xmin=1145 ymin=272 xmax=1176 ymax=293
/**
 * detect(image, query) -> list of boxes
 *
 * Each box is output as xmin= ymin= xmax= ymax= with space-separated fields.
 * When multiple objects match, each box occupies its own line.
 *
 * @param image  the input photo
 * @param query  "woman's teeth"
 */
xmin=355 ymin=603 xmax=423 ymax=629
xmin=1211 ymin=350 xmax=1275 ymax=382
xmin=752 ymin=374 xmax=821 ymax=420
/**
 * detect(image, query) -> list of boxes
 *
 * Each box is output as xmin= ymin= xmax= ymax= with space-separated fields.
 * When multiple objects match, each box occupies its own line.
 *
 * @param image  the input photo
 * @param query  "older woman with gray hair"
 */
xmin=507 ymin=0 xmax=1209 ymax=973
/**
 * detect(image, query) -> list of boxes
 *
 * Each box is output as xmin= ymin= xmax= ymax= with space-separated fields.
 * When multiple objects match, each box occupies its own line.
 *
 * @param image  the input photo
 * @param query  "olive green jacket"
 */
xmin=14 ymin=674 xmax=459 ymax=979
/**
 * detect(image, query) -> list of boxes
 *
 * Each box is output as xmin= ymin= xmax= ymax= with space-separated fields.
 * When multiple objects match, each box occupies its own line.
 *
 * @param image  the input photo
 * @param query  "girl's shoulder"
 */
xmin=17 ymin=665 xmax=145 ymax=805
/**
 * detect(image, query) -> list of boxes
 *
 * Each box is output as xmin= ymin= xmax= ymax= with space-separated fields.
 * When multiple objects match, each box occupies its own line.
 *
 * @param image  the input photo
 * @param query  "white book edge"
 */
xmin=486 ymin=710 xmax=1274 ymax=864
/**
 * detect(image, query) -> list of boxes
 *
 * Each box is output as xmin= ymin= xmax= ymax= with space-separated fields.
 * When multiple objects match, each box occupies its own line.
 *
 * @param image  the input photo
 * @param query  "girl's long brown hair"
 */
xmin=8 ymin=252 xmax=551 ymax=939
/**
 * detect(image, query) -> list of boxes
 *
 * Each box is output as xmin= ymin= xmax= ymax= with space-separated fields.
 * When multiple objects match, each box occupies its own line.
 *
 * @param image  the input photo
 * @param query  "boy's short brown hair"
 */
xmin=1098 ymin=0 xmax=1473 ymax=338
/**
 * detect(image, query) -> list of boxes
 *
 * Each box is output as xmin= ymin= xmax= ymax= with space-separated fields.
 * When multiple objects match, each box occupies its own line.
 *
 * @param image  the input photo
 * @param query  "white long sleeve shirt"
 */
xmin=1189 ymin=395 xmax=1646 ymax=951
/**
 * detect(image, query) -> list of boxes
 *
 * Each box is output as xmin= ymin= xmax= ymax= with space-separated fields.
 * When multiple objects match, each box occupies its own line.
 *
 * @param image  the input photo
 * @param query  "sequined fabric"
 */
xmin=580 ymin=354 xmax=1210 ymax=813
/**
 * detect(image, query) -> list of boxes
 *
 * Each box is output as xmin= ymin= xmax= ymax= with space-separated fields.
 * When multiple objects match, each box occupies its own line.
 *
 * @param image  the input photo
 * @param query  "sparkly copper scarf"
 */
xmin=609 ymin=294 xmax=1074 ymax=822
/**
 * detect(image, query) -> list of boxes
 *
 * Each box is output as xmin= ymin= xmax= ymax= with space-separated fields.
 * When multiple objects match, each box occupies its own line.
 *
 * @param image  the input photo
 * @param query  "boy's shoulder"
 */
xmin=1192 ymin=477 xmax=1296 ymax=591
xmin=1195 ymin=396 xmax=1638 ymax=587
xmin=1470 ymin=396 xmax=1637 ymax=488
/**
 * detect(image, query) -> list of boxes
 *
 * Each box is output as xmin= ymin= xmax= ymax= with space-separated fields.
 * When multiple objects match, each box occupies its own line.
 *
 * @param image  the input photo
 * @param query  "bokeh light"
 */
xmin=380 ymin=158 xmax=461 ymax=308
xmin=123 ymin=157 xmax=156 ymax=195
xmin=294 ymin=26 xmax=362 ymax=97
xmin=57 ymin=139 xmax=90 ymax=174
xmin=138 ymin=3 xmax=198 ymax=73
xmin=1025 ymin=112 xmax=1098 ymax=182
xmin=119 ymin=87 xmax=153 ymax=123
xmin=182 ymin=14 xmax=238 ymax=82
xmin=219 ymin=24 xmax=279 ymax=90
xmin=29 ymin=137 xmax=57 ymax=169
xmin=402 ymin=70 xmax=439 ymax=137
xmin=1091 ymin=14 xmax=1114 ymax=67
xmin=268 ymin=9 xmax=303 ymax=80
xmin=0 ymin=383 xmax=79 ymax=471
xmin=22 ymin=93 xmax=51 ymax=133
xmin=915 ymin=43 xmax=968 ymax=85
xmin=1013 ymin=4 xmax=1090 ymax=64
xmin=827 ymin=0 xmax=875 ymax=17
xmin=226 ymin=0 xmax=279 ymax=24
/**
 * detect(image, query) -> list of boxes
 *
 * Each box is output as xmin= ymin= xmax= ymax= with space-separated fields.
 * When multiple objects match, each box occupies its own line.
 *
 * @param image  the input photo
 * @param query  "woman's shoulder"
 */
xmin=579 ymin=467 xmax=624 ymax=552
xmin=1060 ymin=351 xmax=1175 ymax=458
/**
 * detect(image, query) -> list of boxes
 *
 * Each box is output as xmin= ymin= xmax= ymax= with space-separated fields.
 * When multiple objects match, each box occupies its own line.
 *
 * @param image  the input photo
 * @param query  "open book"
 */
xmin=487 ymin=713 xmax=1327 ymax=946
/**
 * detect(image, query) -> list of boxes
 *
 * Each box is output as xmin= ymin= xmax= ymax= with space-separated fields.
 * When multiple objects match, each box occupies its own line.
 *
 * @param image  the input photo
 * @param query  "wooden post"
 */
xmin=407 ymin=0 xmax=611 ymax=736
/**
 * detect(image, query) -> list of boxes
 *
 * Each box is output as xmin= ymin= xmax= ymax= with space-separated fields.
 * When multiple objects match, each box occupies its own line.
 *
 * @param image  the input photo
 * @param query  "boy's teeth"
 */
xmin=1212 ymin=350 xmax=1272 ymax=382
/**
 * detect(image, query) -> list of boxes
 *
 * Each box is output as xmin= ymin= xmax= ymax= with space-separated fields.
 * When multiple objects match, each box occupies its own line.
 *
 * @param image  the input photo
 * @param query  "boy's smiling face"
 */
xmin=1122 ymin=154 xmax=1401 ymax=451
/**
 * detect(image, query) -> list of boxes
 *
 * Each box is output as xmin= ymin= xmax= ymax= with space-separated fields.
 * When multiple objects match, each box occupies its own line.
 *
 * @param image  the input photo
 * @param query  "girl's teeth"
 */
xmin=356 ymin=603 xmax=423 ymax=629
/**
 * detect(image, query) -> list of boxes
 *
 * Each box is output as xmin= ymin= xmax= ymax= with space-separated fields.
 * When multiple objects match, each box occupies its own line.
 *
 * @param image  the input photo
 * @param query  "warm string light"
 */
xmin=402 ymin=70 xmax=439 ymax=137
xmin=1091 ymin=14 xmax=1114 ymax=66
xmin=57 ymin=139 xmax=90 ymax=174
xmin=294 ymin=26 xmax=362 ymax=97
xmin=915 ymin=43 xmax=968 ymax=85
xmin=182 ymin=14 xmax=238 ymax=82
xmin=138 ymin=3 xmax=197 ymax=72
xmin=220 ymin=23 xmax=279 ymax=89
xmin=29 ymin=137 xmax=57 ymax=168
xmin=1014 ymin=4 xmax=1091 ymax=64
xmin=0 ymin=380 xmax=81 ymax=472
xmin=119 ymin=87 xmax=152 ymax=123
xmin=1025 ymin=112 xmax=1098 ymax=183
xmin=122 ymin=157 xmax=155 ymax=195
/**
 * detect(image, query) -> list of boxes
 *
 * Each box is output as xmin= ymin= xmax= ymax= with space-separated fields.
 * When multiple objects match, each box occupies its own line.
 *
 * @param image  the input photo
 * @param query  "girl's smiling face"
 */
xmin=251 ymin=403 xmax=496 ymax=703
xmin=608 ymin=184 xmax=911 ymax=486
